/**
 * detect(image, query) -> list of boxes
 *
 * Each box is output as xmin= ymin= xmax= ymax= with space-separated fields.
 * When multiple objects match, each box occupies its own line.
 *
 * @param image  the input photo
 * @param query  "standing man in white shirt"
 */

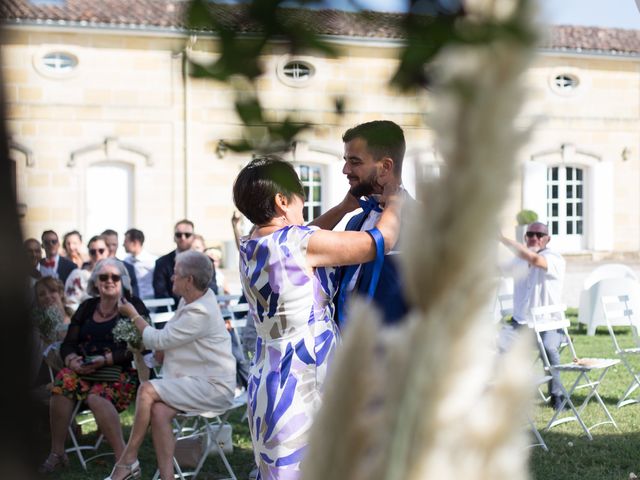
xmin=123 ymin=228 xmax=157 ymax=300
xmin=498 ymin=221 xmax=567 ymax=410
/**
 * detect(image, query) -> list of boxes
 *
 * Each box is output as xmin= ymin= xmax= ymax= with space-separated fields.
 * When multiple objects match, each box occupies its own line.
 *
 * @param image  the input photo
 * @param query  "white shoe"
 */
xmin=104 ymin=459 xmax=141 ymax=480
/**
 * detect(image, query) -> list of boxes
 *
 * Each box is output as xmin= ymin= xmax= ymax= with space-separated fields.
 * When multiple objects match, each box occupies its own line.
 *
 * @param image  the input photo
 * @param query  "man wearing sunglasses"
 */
xmin=39 ymin=230 xmax=77 ymax=284
xmin=153 ymin=219 xmax=196 ymax=307
xmin=498 ymin=221 xmax=567 ymax=411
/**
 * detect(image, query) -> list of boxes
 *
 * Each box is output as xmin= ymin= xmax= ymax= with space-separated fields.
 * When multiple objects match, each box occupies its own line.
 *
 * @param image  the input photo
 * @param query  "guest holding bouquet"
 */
xmin=106 ymin=250 xmax=236 ymax=480
xmin=38 ymin=258 xmax=148 ymax=474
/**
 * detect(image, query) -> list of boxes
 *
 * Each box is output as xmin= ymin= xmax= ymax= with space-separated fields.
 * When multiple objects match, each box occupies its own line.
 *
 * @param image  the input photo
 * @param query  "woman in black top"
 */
xmin=39 ymin=258 xmax=148 ymax=474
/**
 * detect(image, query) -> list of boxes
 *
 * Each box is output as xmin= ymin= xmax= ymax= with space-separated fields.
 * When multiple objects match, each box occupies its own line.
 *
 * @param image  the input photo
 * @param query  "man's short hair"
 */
xmin=88 ymin=235 xmax=107 ymax=246
xmin=101 ymin=229 xmax=118 ymax=238
xmin=63 ymin=230 xmax=82 ymax=244
xmin=342 ymin=120 xmax=406 ymax=175
xmin=174 ymin=219 xmax=195 ymax=231
xmin=125 ymin=228 xmax=145 ymax=245
xmin=41 ymin=230 xmax=58 ymax=242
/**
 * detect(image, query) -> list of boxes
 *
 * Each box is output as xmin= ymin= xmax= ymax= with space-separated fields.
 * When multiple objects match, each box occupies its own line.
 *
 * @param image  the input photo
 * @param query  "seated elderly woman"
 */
xmin=38 ymin=258 xmax=148 ymax=474
xmin=107 ymin=250 xmax=236 ymax=480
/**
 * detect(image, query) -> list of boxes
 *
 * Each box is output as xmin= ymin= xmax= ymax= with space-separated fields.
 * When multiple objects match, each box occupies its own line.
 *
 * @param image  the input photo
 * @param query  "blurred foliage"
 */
xmin=185 ymin=0 xmax=537 ymax=154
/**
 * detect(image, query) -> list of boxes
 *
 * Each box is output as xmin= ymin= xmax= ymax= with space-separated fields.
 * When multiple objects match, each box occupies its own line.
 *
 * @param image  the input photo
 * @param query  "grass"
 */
xmin=530 ymin=309 xmax=640 ymax=480
xmin=38 ymin=309 xmax=640 ymax=479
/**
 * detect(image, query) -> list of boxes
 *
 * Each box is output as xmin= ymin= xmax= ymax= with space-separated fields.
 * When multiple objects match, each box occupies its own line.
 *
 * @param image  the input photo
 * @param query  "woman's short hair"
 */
xmin=87 ymin=258 xmax=132 ymax=297
xmin=233 ymin=156 xmax=305 ymax=225
xmin=175 ymin=250 xmax=212 ymax=291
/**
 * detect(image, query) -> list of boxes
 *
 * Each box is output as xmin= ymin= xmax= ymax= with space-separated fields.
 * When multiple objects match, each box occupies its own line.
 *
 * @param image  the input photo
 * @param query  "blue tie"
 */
xmin=358 ymin=196 xmax=383 ymax=215
xmin=336 ymin=227 xmax=385 ymax=329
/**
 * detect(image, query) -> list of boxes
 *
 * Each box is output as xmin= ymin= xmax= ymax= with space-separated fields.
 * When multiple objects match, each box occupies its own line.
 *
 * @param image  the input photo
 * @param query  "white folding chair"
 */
xmin=65 ymin=400 xmax=113 ymax=470
xmin=531 ymin=304 xmax=619 ymax=440
xmin=527 ymin=375 xmax=552 ymax=452
xmin=601 ymin=294 xmax=640 ymax=408
xmin=153 ymin=391 xmax=248 ymax=480
xmin=144 ymin=297 xmax=176 ymax=312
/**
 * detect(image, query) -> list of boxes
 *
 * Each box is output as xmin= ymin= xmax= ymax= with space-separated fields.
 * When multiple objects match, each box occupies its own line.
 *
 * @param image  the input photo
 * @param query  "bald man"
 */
xmin=498 ymin=221 xmax=567 ymax=411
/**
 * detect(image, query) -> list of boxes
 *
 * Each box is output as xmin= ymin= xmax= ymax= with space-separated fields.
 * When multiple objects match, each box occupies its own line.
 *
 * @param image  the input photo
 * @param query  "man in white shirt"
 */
xmin=123 ymin=228 xmax=157 ymax=300
xmin=498 ymin=221 xmax=567 ymax=410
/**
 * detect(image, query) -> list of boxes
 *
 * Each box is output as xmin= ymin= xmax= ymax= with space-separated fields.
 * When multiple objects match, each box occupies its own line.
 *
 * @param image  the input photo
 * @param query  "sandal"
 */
xmin=104 ymin=459 xmax=141 ymax=480
xmin=38 ymin=452 xmax=69 ymax=474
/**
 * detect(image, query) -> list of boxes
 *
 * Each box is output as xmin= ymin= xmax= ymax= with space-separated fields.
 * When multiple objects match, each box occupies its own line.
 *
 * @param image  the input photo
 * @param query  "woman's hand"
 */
xmin=118 ymin=297 xmax=138 ymax=318
xmin=380 ymin=177 xmax=402 ymax=206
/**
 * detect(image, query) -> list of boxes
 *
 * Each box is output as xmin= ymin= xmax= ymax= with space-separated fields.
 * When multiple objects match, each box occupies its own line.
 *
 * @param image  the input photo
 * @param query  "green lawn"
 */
xmin=530 ymin=310 xmax=640 ymax=480
xmin=40 ymin=311 xmax=640 ymax=479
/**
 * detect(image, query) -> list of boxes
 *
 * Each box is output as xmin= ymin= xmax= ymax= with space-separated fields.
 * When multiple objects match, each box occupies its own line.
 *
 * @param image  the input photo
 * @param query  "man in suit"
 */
xmin=39 ymin=230 xmax=77 ymax=284
xmin=154 ymin=220 xmax=218 ymax=307
xmin=101 ymin=229 xmax=140 ymax=298
xmin=335 ymin=120 xmax=410 ymax=328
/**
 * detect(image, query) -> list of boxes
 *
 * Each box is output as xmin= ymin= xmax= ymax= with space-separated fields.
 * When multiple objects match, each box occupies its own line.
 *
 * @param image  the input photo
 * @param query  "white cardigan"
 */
xmin=142 ymin=289 xmax=236 ymax=383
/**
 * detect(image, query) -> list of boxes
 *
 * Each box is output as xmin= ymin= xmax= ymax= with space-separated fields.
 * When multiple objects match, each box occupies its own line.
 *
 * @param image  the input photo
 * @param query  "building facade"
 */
xmin=2 ymin=1 xmax=640 ymax=258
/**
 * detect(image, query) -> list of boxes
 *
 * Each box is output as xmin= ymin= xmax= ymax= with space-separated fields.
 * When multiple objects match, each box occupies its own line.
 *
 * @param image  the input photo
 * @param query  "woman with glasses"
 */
xmin=64 ymin=235 xmax=110 ymax=310
xmin=106 ymin=251 xmax=235 ymax=480
xmin=39 ymin=258 xmax=148 ymax=474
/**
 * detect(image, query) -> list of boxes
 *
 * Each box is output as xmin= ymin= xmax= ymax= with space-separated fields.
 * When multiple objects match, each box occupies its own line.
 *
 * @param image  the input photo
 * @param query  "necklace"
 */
xmin=97 ymin=301 xmax=117 ymax=318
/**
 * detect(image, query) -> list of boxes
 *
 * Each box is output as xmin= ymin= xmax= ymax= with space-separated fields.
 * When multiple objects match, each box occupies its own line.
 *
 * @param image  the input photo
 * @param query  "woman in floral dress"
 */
xmin=233 ymin=156 xmax=402 ymax=479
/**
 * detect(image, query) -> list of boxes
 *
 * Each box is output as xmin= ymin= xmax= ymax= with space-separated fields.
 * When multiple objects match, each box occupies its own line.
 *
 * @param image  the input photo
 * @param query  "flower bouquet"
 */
xmin=113 ymin=316 xmax=150 ymax=381
xmin=32 ymin=305 xmax=64 ymax=344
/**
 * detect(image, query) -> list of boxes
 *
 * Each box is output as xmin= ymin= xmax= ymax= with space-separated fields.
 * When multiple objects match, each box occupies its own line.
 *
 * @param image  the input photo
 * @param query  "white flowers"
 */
xmin=112 ymin=317 xmax=146 ymax=350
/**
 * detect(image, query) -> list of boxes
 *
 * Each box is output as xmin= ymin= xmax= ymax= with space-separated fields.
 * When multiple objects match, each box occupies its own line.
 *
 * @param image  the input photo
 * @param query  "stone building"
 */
xmin=1 ymin=0 xmax=640 ymax=259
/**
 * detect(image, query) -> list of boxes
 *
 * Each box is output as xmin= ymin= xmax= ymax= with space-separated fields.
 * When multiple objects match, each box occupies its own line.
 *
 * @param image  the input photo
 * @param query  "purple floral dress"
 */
xmin=239 ymin=225 xmax=339 ymax=479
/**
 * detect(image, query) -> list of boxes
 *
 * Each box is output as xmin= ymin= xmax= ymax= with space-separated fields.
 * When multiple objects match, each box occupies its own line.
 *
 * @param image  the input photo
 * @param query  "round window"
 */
xmin=277 ymin=58 xmax=316 ymax=87
xmin=34 ymin=49 xmax=80 ymax=79
xmin=42 ymin=52 xmax=78 ymax=72
xmin=550 ymin=72 xmax=581 ymax=96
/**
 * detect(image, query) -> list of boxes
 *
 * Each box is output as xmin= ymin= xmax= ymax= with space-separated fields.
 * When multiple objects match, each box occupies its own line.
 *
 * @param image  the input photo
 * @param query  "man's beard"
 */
xmin=349 ymin=172 xmax=378 ymax=197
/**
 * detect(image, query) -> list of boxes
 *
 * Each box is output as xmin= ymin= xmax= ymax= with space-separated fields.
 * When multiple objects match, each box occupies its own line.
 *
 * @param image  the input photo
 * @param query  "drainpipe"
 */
xmin=181 ymin=36 xmax=196 ymax=219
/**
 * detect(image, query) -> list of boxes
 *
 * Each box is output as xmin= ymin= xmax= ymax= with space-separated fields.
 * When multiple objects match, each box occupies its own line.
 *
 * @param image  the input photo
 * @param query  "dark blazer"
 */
xmin=123 ymin=261 xmax=139 ymax=299
xmin=334 ymin=196 xmax=413 ymax=327
xmin=40 ymin=256 xmax=77 ymax=285
xmin=153 ymin=250 xmax=218 ymax=307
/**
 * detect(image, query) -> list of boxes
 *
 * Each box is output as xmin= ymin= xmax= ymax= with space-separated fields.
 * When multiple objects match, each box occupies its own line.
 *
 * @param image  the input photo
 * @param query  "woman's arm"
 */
xmin=306 ymin=185 xmax=403 ymax=268
xmin=308 ymin=191 xmax=360 ymax=230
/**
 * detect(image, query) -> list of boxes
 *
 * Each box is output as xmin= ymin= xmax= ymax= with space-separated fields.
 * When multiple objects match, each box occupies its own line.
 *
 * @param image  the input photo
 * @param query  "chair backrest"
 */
xmin=601 ymin=294 xmax=639 ymax=352
xmin=583 ymin=264 xmax=639 ymax=290
xmin=143 ymin=297 xmax=176 ymax=312
xmin=498 ymin=293 xmax=514 ymax=319
xmin=150 ymin=311 xmax=174 ymax=328
xmin=530 ymin=304 xmax=575 ymax=366
xmin=228 ymin=303 xmax=249 ymax=329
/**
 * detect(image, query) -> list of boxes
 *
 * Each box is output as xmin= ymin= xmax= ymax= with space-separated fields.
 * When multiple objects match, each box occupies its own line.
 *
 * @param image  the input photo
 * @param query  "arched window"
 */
xmin=86 ymin=162 xmax=133 ymax=239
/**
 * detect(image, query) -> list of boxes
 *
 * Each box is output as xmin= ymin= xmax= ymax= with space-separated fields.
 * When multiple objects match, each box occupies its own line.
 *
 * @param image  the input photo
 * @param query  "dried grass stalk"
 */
xmin=303 ymin=1 xmax=540 ymax=479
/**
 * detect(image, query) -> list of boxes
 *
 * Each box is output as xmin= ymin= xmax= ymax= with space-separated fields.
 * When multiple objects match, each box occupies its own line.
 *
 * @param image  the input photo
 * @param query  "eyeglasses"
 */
xmin=98 ymin=273 xmax=121 ymax=282
xmin=525 ymin=231 xmax=547 ymax=239
xmin=43 ymin=239 xmax=58 ymax=246
xmin=174 ymin=232 xmax=193 ymax=239
xmin=89 ymin=248 xmax=106 ymax=256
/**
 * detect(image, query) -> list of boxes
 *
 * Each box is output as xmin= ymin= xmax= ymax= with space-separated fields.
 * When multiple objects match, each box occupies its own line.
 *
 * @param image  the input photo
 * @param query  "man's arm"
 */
xmin=308 ymin=191 xmax=360 ymax=230
xmin=500 ymin=235 xmax=548 ymax=270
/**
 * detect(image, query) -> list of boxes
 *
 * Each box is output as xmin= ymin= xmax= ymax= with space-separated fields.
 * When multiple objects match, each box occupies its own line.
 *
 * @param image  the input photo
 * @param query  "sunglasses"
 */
xmin=43 ymin=239 xmax=59 ymax=245
xmin=89 ymin=248 xmax=106 ymax=256
xmin=525 ymin=232 xmax=547 ymax=239
xmin=98 ymin=273 xmax=121 ymax=282
xmin=175 ymin=232 xmax=193 ymax=239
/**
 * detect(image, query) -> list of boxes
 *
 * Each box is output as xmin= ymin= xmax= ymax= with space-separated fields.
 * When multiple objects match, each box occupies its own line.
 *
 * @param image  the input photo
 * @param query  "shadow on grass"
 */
xmin=530 ymin=430 xmax=640 ymax=480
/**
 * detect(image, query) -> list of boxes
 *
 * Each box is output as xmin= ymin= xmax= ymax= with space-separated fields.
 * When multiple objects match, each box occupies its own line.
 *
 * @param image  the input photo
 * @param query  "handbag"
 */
xmin=79 ymin=365 xmax=123 ymax=382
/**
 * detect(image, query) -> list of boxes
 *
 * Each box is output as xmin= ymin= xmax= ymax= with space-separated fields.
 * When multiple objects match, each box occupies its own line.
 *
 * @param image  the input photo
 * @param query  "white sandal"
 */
xmin=104 ymin=459 xmax=141 ymax=480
